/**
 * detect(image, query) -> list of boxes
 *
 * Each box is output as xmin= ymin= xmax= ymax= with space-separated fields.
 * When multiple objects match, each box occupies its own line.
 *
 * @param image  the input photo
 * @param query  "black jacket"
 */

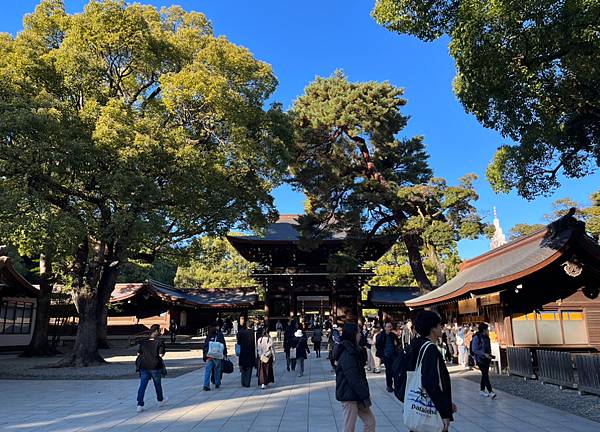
xmin=375 ymin=331 xmax=399 ymax=359
xmin=203 ymin=330 xmax=227 ymax=361
xmin=334 ymin=340 xmax=370 ymax=403
xmin=236 ymin=327 xmax=256 ymax=368
xmin=408 ymin=336 xmax=453 ymax=420
xmin=283 ymin=327 xmax=295 ymax=354
xmin=292 ymin=336 xmax=310 ymax=359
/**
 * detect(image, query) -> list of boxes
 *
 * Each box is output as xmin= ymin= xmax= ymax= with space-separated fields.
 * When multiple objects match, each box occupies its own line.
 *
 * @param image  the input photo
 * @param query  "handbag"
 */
xmin=402 ymin=341 xmax=444 ymax=432
xmin=260 ymin=354 xmax=271 ymax=363
xmin=222 ymin=358 xmax=234 ymax=374
xmin=289 ymin=347 xmax=297 ymax=359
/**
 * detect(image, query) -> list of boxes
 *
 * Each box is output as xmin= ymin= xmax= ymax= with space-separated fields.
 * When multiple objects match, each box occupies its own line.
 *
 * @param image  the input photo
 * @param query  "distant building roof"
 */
xmin=111 ymin=280 xmax=258 ymax=309
xmin=228 ymin=214 xmax=346 ymax=243
xmin=406 ymin=215 xmax=599 ymax=308
xmin=366 ymin=286 xmax=421 ymax=307
xmin=0 ymin=256 xmax=39 ymax=298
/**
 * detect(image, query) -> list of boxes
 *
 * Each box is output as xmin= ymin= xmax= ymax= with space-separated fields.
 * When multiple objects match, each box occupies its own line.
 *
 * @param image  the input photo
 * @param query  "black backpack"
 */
xmin=392 ymin=345 xmax=413 ymax=402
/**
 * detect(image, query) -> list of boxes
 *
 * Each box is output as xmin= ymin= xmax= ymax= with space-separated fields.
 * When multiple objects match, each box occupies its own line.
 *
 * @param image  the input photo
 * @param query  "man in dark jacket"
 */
xmin=375 ymin=322 xmax=399 ymax=392
xmin=472 ymin=323 xmax=496 ymax=398
xmin=407 ymin=311 xmax=456 ymax=432
xmin=236 ymin=316 xmax=256 ymax=387
xmin=335 ymin=323 xmax=375 ymax=432
xmin=283 ymin=320 xmax=297 ymax=371
xmin=136 ymin=324 xmax=167 ymax=412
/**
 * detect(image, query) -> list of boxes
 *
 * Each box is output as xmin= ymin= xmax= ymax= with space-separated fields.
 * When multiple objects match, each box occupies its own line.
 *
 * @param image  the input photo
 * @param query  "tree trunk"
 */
xmin=97 ymin=304 xmax=109 ymax=349
xmin=403 ymin=233 xmax=433 ymax=292
xmin=427 ymin=244 xmax=447 ymax=288
xmin=56 ymin=287 xmax=105 ymax=367
xmin=21 ymin=253 xmax=59 ymax=357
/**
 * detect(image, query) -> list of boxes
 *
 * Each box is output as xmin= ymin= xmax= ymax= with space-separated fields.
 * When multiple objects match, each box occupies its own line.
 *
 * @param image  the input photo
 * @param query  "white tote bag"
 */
xmin=289 ymin=347 xmax=297 ymax=359
xmin=403 ymin=341 xmax=444 ymax=432
xmin=207 ymin=341 xmax=224 ymax=359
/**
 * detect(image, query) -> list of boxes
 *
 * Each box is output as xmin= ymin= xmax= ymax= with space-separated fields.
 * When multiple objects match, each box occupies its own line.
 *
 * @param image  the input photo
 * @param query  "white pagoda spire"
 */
xmin=490 ymin=206 xmax=507 ymax=249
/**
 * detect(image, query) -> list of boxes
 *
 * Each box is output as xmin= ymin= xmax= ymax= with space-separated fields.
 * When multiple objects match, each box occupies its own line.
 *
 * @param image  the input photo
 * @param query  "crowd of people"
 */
xmin=134 ymin=315 xmax=497 ymax=432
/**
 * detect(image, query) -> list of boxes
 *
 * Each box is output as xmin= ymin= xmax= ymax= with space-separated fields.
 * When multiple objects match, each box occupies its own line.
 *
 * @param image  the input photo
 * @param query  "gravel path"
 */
xmin=462 ymin=370 xmax=600 ymax=423
xmin=0 ymin=344 xmax=205 ymax=380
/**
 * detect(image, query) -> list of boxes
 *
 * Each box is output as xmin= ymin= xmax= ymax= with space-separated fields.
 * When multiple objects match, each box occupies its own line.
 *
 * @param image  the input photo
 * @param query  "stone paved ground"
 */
xmin=1 ymin=353 xmax=598 ymax=432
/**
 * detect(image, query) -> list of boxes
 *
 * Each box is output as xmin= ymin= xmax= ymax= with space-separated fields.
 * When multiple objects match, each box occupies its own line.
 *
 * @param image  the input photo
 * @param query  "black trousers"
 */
xmin=383 ymin=356 xmax=395 ymax=389
xmin=314 ymin=342 xmax=321 ymax=357
xmin=478 ymin=361 xmax=493 ymax=392
xmin=240 ymin=366 xmax=253 ymax=387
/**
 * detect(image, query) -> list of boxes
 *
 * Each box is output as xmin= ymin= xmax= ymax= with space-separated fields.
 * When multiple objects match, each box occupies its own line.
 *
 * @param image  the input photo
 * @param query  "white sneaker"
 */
xmin=480 ymin=390 xmax=489 ymax=397
xmin=261 ymin=384 xmax=266 ymax=389
xmin=158 ymin=397 xmax=168 ymax=407
xmin=136 ymin=405 xmax=144 ymax=413
xmin=489 ymin=392 xmax=497 ymax=399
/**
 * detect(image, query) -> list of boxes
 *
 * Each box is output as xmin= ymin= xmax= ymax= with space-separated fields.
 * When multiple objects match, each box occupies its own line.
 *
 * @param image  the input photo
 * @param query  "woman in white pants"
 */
xmin=370 ymin=327 xmax=381 ymax=373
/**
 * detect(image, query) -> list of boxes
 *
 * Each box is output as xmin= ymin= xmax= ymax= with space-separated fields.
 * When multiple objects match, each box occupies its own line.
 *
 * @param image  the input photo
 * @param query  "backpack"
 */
xmin=392 ymin=344 xmax=413 ymax=402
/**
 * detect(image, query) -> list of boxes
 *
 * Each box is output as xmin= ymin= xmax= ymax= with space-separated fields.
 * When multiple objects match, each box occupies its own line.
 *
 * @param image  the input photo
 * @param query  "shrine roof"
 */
xmin=227 ymin=214 xmax=346 ymax=243
xmin=111 ymin=280 xmax=258 ymax=309
xmin=0 ymin=256 xmax=39 ymax=298
xmin=406 ymin=215 xmax=600 ymax=308
xmin=366 ymin=286 xmax=421 ymax=307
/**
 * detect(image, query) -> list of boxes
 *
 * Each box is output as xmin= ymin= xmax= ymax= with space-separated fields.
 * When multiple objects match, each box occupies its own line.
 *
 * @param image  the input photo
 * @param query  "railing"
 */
xmin=537 ymin=350 xmax=576 ymax=388
xmin=507 ymin=347 xmax=536 ymax=379
xmin=575 ymin=354 xmax=600 ymax=396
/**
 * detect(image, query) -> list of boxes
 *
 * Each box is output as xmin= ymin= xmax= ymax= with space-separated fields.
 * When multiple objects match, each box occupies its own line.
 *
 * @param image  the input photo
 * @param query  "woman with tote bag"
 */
xmin=256 ymin=330 xmax=275 ymax=389
xmin=403 ymin=311 xmax=456 ymax=432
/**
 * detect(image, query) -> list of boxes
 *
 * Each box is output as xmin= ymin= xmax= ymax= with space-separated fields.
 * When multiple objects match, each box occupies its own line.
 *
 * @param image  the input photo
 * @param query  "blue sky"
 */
xmin=3 ymin=0 xmax=599 ymax=259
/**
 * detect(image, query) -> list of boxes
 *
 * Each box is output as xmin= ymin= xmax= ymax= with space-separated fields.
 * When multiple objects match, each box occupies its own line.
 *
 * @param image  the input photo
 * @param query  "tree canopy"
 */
xmin=373 ymin=0 xmax=600 ymax=198
xmin=0 ymin=0 xmax=289 ymax=365
xmin=174 ymin=236 xmax=258 ymax=291
xmin=288 ymin=71 xmax=486 ymax=291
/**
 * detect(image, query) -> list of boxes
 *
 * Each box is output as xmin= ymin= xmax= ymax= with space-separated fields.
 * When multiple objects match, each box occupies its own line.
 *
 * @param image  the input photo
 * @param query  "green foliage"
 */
xmin=174 ymin=236 xmax=258 ymax=290
xmin=508 ymin=223 xmax=546 ymax=240
xmin=289 ymin=72 xmax=486 ymax=289
xmin=373 ymin=0 xmax=600 ymax=198
xmin=0 ymin=0 xmax=289 ymax=362
xmin=118 ymin=259 xmax=177 ymax=285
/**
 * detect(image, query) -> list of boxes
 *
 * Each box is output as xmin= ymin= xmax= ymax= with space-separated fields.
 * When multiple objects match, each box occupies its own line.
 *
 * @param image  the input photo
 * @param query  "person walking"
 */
xmin=334 ymin=323 xmax=376 ymax=432
xmin=169 ymin=319 xmax=178 ymax=344
xmin=203 ymin=323 xmax=227 ymax=391
xmin=401 ymin=319 xmax=413 ymax=349
xmin=276 ymin=320 xmax=283 ymax=342
xmin=328 ymin=324 xmax=341 ymax=373
xmin=464 ymin=324 xmax=475 ymax=367
xmin=370 ymin=326 xmax=381 ymax=373
xmin=237 ymin=316 xmax=256 ymax=388
xmin=284 ymin=320 xmax=296 ymax=371
xmin=256 ymin=330 xmax=275 ymax=389
xmin=375 ymin=322 xmax=399 ymax=392
xmin=456 ymin=324 xmax=468 ymax=368
xmin=136 ymin=324 xmax=167 ymax=412
xmin=405 ymin=311 xmax=456 ymax=432
xmin=311 ymin=325 xmax=323 ymax=357
xmin=472 ymin=323 xmax=496 ymax=398
xmin=294 ymin=329 xmax=310 ymax=377
xmin=359 ymin=325 xmax=371 ymax=371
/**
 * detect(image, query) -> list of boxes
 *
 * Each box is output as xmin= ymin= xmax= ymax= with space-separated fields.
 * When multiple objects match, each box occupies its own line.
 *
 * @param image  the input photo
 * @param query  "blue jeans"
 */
xmin=137 ymin=369 xmax=163 ymax=406
xmin=204 ymin=358 xmax=222 ymax=388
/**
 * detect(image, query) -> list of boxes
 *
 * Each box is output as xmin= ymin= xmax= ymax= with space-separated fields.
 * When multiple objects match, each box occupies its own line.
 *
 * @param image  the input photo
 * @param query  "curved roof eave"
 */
xmin=406 ymin=248 xmax=566 ymax=308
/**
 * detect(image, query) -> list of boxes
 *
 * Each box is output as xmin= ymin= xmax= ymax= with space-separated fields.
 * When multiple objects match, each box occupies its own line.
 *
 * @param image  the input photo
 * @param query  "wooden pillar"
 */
xmin=378 ymin=308 xmax=384 ymax=326
xmin=289 ymin=276 xmax=296 ymax=318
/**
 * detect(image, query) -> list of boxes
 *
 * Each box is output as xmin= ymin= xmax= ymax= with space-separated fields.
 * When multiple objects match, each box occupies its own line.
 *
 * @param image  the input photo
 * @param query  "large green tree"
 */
xmin=174 ymin=236 xmax=258 ymax=290
xmin=0 ymin=0 xmax=288 ymax=365
xmin=373 ymin=0 xmax=600 ymax=199
xmin=289 ymin=72 xmax=486 ymax=291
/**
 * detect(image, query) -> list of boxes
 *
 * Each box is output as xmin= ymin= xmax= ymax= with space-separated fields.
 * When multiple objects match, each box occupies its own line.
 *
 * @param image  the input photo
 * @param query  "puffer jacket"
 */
xmin=334 ymin=340 xmax=370 ymax=403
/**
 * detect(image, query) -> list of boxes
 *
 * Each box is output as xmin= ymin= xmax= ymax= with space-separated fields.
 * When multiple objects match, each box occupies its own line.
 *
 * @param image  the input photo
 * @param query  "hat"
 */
xmin=294 ymin=329 xmax=303 ymax=337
